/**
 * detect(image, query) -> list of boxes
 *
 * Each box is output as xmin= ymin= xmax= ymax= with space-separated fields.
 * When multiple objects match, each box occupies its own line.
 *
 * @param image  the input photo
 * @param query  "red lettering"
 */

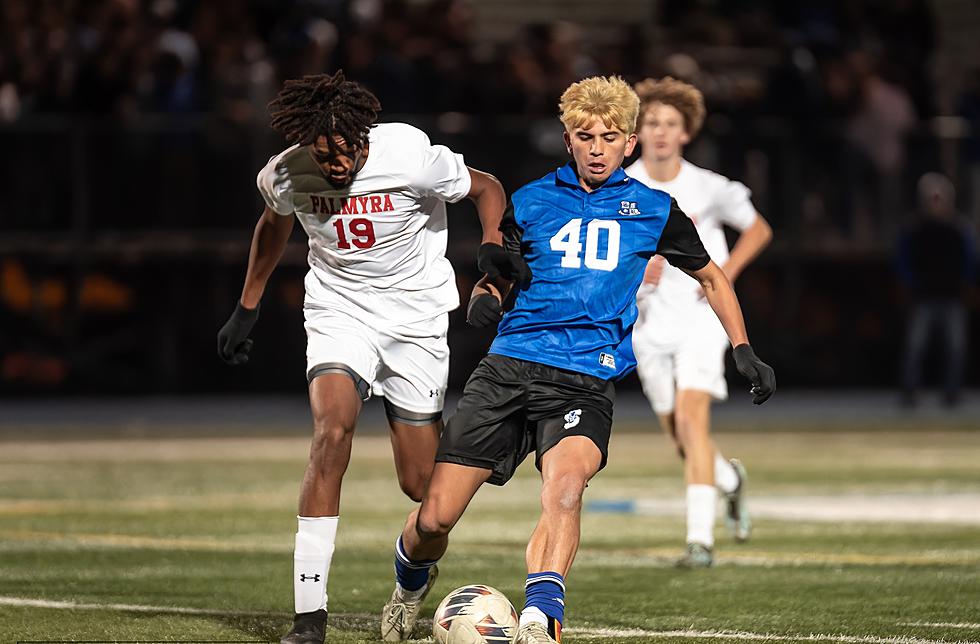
xmin=310 ymin=195 xmax=320 ymax=212
xmin=341 ymin=198 xmax=354 ymax=215
xmin=357 ymin=196 xmax=370 ymax=213
xmin=369 ymin=196 xmax=382 ymax=212
xmin=383 ymin=194 xmax=394 ymax=211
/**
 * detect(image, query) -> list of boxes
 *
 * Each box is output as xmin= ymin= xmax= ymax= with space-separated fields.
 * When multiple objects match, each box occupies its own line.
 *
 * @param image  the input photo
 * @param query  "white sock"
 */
xmin=519 ymin=606 xmax=548 ymax=629
xmin=714 ymin=453 xmax=739 ymax=495
xmin=686 ymin=484 xmax=716 ymax=547
xmin=294 ymin=516 xmax=338 ymax=614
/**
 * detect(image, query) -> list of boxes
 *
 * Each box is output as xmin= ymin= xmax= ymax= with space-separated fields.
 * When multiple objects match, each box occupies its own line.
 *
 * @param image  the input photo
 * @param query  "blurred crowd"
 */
xmin=2 ymin=0 xmax=976 ymax=239
xmin=0 ymin=0 xmax=946 ymax=119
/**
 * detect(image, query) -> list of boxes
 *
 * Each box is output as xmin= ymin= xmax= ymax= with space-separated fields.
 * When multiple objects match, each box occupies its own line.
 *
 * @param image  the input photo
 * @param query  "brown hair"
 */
xmin=634 ymin=76 xmax=706 ymax=138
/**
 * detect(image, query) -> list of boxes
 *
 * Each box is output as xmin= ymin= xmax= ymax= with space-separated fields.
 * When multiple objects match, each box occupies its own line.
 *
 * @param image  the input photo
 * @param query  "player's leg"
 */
xmin=381 ymin=354 xmax=526 ymax=641
xmin=633 ymin=344 xmax=682 ymax=452
xmin=675 ymin=317 xmax=750 ymax=565
xmin=386 ymin=413 xmax=442 ymax=502
xmin=377 ymin=313 xmax=449 ymax=502
xmin=381 ymin=461 xmax=491 ymax=641
xmin=283 ymin=308 xmax=378 ymax=644
xmin=518 ymin=371 xmax=613 ymax=644
xmin=673 ymin=388 xmax=718 ymax=566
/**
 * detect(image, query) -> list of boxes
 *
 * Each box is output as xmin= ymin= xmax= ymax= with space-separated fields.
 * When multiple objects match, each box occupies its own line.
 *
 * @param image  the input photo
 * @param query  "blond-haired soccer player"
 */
xmin=380 ymin=76 xmax=774 ymax=644
xmin=627 ymin=77 xmax=774 ymax=568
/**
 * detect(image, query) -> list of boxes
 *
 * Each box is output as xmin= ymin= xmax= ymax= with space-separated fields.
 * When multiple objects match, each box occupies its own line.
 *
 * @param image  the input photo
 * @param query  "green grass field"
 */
xmin=2 ymin=425 xmax=979 ymax=643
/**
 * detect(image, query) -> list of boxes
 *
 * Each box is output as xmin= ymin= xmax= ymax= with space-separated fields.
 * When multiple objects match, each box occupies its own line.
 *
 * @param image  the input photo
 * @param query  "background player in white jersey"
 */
xmin=216 ymin=71 xmax=525 ymax=644
xmin=626 ymin=77 xmax=774 ymax=568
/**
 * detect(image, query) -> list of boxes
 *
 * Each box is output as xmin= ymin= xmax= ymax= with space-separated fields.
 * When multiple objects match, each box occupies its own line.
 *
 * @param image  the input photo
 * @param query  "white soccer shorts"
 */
xmin=633 ymin=301 xmax=729 ymax=414
xmin=304 ymin=305 xmax=449 ymax=414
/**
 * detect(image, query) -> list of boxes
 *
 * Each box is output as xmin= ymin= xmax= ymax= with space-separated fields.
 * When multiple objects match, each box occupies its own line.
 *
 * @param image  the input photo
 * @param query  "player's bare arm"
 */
xmin=217 ymin=206 xmax=294 ymax=365
xmin=722 ymin=215 xmax=772 ymax=282
xmin=684 ymin=260 xmax=775 ymax=403
xmin=241 ymin=206 xmax=295 ymax=309
xmin=466 ymin=168 xmax=506 ymax=245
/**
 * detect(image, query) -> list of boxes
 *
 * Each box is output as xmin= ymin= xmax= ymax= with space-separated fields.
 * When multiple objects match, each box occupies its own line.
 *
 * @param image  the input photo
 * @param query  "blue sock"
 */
xmin=393 ymin=536 xmax=437 ymax=592
xmin=524 ymin=571 xmax=565 ymax=629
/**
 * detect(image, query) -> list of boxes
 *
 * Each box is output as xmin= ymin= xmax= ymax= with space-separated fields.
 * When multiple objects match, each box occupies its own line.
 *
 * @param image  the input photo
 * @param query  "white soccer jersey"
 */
xmin=257 ymin=122 xmax=472 ymax=324
xmin=625 ymin=159 xmax=757 ymax=305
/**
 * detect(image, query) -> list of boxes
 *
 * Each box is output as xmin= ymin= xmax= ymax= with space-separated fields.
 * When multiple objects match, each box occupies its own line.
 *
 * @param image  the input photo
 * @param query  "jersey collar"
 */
xmin=556 ymin=162 xmax=630 ymax=192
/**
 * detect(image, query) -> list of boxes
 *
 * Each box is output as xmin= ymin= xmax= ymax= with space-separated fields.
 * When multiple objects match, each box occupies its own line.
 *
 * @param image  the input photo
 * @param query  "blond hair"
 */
xmin=559 ymin=76 xmax=640 ymax=135
xmin=634 ymin=76 xmax=706 ymax=138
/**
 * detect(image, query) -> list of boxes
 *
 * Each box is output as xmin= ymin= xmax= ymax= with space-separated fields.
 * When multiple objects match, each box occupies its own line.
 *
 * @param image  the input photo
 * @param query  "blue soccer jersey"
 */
xmin=489 ymin=162 xmax=710 ymax=380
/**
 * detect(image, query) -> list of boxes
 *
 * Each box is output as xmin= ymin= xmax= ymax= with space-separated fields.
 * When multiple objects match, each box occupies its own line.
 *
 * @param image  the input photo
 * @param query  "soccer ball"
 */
xmin=432 ymin=584 xmax=519 ymax=644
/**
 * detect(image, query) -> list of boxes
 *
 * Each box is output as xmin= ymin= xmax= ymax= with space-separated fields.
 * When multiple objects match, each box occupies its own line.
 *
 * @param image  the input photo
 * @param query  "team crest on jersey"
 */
xmin=618 ymin=201 xmax=641 ymax=216
xmin=599 ymin=352 xmax=616 ymax=369
xmin=563 ymin=409 xmax=582 ymax=429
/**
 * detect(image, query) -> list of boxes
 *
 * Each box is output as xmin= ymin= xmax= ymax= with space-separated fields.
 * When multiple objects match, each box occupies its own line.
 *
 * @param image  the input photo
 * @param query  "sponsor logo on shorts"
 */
xmin=299 ymin=574 xmax=321 ymax=582
xmin=563 ymin=409 xmax=582 ymax=429
xmin=599 ymin=352 xmax=616 ymax=369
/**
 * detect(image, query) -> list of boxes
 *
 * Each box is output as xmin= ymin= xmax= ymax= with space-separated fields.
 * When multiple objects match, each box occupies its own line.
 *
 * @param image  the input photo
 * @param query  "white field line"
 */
xmin=901 ymin=623 xmax=980 ymax=630
xmin=2 ymin=597 xmax=977 ymax=644
xmin=599 ymin=493 xmax=980 ymax=525
xmin=567 ymin=626 xmax=980 ymax=644
xmin=0 ymin=595 xmax=278 ymax=617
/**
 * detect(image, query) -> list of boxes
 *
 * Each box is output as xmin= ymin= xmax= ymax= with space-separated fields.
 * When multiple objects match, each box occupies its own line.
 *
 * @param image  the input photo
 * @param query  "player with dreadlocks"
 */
xmin=217 ymin=71 xmax=527 ymax=644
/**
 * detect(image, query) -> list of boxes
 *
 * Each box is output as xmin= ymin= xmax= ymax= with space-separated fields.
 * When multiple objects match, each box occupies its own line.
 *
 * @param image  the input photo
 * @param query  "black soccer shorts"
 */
xmin=436 ymin=353 xmax=615 ymax=486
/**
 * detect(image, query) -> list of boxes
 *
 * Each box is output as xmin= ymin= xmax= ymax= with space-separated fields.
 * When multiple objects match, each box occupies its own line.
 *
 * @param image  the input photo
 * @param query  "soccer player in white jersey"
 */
xmin=216 ymin=71 xmax=525 ymax=644
xmin=626 ymin=77 xmax=773 ymax=568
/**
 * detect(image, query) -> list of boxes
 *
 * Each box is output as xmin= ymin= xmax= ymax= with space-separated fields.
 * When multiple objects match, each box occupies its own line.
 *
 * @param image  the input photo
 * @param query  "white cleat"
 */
xmin=380 ymin=565 xmax=439 ymax=641
xmin=515 ymin=622 xmax=558 ymax=644
xmin=725 ymin=458 xmax=752 ymax=543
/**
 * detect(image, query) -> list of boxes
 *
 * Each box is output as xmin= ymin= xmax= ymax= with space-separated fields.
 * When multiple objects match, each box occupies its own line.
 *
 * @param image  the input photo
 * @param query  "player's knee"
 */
xmin=541 ymin=472 xmax=587 ymax=514
xmin=398 ymin=473 xmax=428 ymax=503
xmin=673 ymin=410 xmax=706 ymax=445
xmin=310 ymin=419 xmax=355 ymax=456
xmin=415 ymin=506 xmax=453 ymax=541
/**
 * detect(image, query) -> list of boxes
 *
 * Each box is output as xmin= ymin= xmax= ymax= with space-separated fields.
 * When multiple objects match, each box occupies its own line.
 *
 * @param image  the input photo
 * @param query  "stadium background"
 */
xmin=2 ymin=2 xmax=980 ymax=643
xmin=2 ymin=0 xmax=979 ymax=397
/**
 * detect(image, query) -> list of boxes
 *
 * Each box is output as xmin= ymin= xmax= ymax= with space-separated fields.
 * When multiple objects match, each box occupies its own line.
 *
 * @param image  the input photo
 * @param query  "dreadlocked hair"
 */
xmin=268 ymin=70 xmax=381 ymax=149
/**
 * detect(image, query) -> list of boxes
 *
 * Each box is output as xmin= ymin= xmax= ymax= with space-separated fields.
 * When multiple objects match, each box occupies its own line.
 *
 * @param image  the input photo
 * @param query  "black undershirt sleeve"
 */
xmin=500 ymin=201 xmax=524 ymax=254
xmin=655 ymin=198 xmax=710 ymax=271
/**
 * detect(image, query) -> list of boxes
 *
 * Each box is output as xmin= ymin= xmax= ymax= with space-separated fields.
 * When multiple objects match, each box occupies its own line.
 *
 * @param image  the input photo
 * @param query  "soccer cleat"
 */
xmin=675 ymin=542 xmax=713 ymax=569
xmin=380 ymin=564 xmax=439 ymax=641
xmin=280 ymin=609 xmax=327 ymax=644
xmin=515 ymin=622 xmax=559 ymax=644
xmin=725 ymin=458 xmax=752 ymax=543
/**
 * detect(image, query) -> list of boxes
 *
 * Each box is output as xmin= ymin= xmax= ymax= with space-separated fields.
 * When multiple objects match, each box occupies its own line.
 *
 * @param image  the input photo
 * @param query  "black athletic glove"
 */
xmin=467 ymin=293 xmax=503 ymax=328
xmin=477 ymin=242 xmax=532 ymax=287
xmin=217 ymin=302 xmax=259 ymax=365
xmin=732 ymin=343 xmax=776 ymax=405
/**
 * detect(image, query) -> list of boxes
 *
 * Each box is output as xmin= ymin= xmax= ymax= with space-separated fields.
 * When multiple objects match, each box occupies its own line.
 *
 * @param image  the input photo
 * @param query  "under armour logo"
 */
xmin=299 ymin=574 xmax=321 ymax=582
xmin=429 ymin=389 xmax=439 ymax=397
xmin=563 ymin=409 xmax=582 ymax=429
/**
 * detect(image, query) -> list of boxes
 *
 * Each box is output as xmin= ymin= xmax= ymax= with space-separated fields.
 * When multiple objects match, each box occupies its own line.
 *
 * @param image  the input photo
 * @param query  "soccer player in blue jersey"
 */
xmin=379 ymin=76 xmax=775 ymax=644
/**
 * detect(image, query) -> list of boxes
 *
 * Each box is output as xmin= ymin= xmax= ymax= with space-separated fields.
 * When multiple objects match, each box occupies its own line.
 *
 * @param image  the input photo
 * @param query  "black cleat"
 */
xmin=281 ymin=609 xmax=327 ymax=644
